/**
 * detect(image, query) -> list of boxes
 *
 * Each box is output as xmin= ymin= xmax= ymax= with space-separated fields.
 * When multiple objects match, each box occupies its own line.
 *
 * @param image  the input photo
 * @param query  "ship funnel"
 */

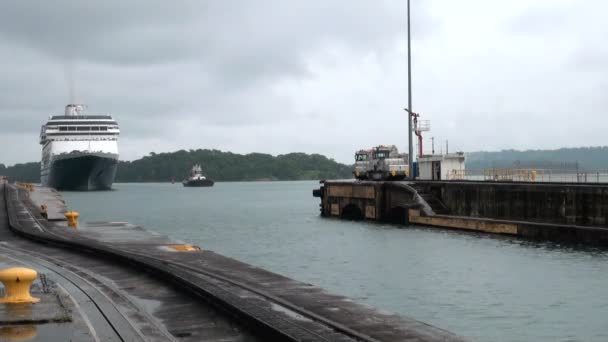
xmin=65 ymin=104 xmax=85 ymax=116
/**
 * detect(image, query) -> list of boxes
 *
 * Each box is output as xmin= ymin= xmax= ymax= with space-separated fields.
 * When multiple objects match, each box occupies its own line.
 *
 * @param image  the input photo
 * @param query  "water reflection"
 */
xmin=0 ymin=325 xmax=37 ymax=341
xmin=409 ymin=223 xmax=608 ymax=257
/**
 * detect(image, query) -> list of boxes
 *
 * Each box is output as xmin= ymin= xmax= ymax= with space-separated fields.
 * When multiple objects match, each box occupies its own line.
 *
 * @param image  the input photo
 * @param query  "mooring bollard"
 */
xmin=64 ymin=211 xmax=79 ymax=228
xmin=168 ymin=244 xmax=201 ymax=252
xmin=0 ymin=268 xmax=40 ymax=304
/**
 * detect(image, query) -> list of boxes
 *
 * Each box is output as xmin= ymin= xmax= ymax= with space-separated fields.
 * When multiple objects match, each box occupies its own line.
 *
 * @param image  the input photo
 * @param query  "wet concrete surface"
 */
xmin=2 ymin=183 xmax=466 ymax=341
xmin=27 ymin=187 xmax=66 ymax=221
xmin=3 ymin=185 xmax=263 ymax=341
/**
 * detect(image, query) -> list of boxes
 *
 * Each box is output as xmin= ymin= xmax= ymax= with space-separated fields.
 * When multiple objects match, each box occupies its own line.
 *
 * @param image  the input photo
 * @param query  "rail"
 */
xmin=5 ymin=184 xmax=442 ymax=342
xmin=2 ymin=185 xmax=341 ymax=341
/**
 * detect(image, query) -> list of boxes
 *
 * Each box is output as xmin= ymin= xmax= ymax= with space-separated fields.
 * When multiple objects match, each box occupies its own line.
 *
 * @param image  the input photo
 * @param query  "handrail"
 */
xmin=441 ymin=168 xmax=608 ymax=183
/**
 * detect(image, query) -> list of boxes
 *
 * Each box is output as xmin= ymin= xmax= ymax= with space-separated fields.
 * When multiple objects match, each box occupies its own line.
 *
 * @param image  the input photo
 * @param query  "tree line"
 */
xmin=466 ymin=146 xmax=608 ymax=171
xmin=0 ymin=149 xmax=353 ymax=183
xmin=4 ymin=146 xmax=608 ymax=183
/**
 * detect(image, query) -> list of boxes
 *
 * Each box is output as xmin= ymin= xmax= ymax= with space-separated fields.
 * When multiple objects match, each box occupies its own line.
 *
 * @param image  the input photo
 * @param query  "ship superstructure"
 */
xmin=182 ymin=164 xmax=214 ymax=187
xmin=39 ymin=104 xmax=120 ymax=190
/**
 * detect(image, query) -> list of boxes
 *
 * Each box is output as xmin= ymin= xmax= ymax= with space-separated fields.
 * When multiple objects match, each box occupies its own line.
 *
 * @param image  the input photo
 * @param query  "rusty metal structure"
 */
xmin=313 ymin=179 xmax=608 ymax=246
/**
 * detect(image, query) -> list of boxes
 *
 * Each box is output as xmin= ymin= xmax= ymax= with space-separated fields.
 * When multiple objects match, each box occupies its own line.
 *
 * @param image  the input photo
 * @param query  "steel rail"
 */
xmin=4 ymin=185 xmax=377 ymax=342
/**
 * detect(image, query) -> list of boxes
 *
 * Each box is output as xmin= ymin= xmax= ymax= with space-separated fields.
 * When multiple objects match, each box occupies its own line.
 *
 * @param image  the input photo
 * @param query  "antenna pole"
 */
xmin=406 ymin=0 xmax=414 ymax=179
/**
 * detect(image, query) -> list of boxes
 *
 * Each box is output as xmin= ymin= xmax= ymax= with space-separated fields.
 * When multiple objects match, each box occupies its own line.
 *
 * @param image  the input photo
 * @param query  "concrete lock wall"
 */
xmin=321 ymin=182 xmax=421 ymax=223
xmin=435 ymin=182 xmax=608 ymax=227
xmin=317 ymin=180 xmax=608 ymax=245
xmin=322 ymin=182 xmax=381 ymax=221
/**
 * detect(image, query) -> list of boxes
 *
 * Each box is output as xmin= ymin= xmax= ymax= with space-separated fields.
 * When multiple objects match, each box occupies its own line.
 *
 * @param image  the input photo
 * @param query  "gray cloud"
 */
xmin=1 ymin=0 xmax=607 ymax=166
xmin=502 ymin=3 xmax=575 ymax=35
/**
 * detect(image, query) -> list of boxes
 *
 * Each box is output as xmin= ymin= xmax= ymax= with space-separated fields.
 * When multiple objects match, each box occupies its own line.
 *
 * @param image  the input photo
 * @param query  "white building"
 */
xmin=417 ymin=153 xmax=466 ymax=180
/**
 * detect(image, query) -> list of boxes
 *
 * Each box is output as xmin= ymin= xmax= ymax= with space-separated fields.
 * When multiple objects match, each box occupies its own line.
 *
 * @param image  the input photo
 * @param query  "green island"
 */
xmin=3 ymin=146 xmax=608 ymax=183
xmin=0 ymin=149 xmax=352 ymax=183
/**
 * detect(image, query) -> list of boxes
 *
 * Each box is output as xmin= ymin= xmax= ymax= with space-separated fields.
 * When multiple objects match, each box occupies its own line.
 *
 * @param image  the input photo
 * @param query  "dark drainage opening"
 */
xmin=341 ymin=204 xmax=364 ymax=221
xmin=386 ymin=207 xmax=409 ymax=225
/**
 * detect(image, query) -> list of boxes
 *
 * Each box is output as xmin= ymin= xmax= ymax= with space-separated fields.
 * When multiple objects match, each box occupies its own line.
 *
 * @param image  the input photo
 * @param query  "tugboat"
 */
xmin=182 ymin=165 xmax=214 ymax=187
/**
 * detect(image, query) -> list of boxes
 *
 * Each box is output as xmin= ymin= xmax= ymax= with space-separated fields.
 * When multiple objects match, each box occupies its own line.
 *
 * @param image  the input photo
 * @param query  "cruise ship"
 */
xmin=39 ymin=104 xmax=120 ymax=190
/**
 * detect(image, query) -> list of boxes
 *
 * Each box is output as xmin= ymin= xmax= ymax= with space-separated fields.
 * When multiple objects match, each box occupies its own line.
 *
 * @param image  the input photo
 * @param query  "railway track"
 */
xmin=3 ymin=184 xmax=466 ymax=342
xmin=3 ymin=184 xmax=380 ymax=342
xmin=0 ymin=185 xmax=154 ymax=341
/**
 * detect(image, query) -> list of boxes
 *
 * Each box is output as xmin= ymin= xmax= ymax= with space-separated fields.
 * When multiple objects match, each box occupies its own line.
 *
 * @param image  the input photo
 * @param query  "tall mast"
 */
xmin=406 ymin=0 xmax=414 ymax=179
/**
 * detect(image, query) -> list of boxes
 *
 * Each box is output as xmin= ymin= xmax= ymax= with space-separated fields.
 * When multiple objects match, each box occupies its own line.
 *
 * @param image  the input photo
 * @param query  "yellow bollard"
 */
xmin=64 ymin=211 xmax=79 ymax=228
xmin=168 ymin=244 xmax=201 ymax=252
xmin=0 ymin=268 xmax=40 ymax=304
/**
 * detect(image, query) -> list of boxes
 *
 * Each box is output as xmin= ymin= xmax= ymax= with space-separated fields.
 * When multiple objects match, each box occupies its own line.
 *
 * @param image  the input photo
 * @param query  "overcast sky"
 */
xmin=1 ymin=0 xmax=606 ymax=165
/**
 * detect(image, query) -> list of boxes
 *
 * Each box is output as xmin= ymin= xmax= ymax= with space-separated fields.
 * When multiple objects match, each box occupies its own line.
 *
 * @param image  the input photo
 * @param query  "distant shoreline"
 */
xmin=113 ymin=178 xmax=330 ymax=184
xmin=6 ymin=146 xmax=608 ymax=183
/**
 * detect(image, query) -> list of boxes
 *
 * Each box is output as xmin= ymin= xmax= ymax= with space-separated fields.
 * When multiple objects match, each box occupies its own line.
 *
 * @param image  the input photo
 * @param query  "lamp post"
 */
xmin=406 ymin=0 xmax=414 ymax=179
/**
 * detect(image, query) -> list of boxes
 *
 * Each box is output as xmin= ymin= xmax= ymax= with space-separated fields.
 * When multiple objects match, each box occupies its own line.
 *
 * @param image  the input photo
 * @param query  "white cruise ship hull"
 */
xmin=40 ymin=105 xmax=120 ymax=191
xmin=42 ymin=152 xmax=118 ymax=191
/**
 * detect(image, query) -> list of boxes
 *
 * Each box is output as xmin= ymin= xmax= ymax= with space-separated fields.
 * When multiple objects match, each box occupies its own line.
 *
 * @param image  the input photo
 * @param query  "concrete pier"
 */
xmin=0 ymin=183 xmax=465 ymax=341
xmin=314 ymin=180 xmax=608 ymax=246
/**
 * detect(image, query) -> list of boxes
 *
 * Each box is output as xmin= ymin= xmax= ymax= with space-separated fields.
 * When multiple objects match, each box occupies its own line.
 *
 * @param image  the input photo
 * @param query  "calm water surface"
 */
xmin=62 ymin=182 xmax=608 ymax=342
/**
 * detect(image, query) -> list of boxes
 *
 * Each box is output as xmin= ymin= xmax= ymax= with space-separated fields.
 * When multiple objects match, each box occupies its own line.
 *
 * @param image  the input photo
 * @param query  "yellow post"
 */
xmin=0 ymin=268 xmax=40 ymax=304
xmin=168 ymin=244 xmax=201 ymax=252
xmin=64 ymin=211 xmax=79 ymax=228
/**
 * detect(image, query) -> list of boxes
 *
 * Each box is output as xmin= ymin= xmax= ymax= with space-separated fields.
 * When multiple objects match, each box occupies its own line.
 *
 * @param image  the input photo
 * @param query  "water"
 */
xmin=61 ymin=182 xmax=608 ymax=342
